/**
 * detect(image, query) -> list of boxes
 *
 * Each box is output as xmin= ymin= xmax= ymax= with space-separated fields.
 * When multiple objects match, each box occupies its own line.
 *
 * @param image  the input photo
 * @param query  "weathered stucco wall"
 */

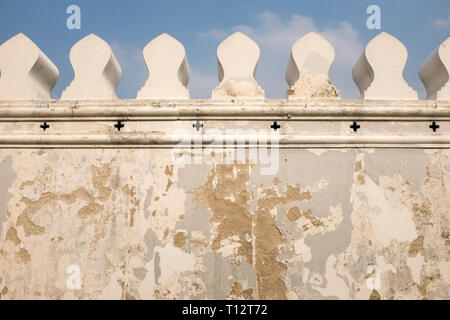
xmin=0 ymin=146 xmax=448 ymax=300
xmin=0 ymin=31 xmax=449 ymax=300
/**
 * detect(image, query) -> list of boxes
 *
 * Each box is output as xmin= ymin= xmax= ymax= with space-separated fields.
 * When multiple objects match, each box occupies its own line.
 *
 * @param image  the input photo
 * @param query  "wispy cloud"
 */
xmin=110 ymin=11 xmax=365 ymax=99
xmin=196 ymin=11 xmax=363 ymax=98
xmin=110 ymin=41 xmax=147 ymax=98
xmin=196 ymin=29 xmax=228 ymax=40
xmin=435 ymin=14 xmax=450 ymax=28
xmin=188 ymin=68 xmax=218 ymax=99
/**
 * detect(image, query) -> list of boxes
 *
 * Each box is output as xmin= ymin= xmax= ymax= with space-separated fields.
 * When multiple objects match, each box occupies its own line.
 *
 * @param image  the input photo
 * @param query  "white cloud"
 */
xmin=188 ymin=68 xmax=218 ymax=99
xmin=435 ymin=14 xmax=450 ymax=28
xmin=196 ymin=29 xmax=228 ymax=40
xmin=196 ymin=11 xmax=363 ymax=98
xmin=110 ymin=41 xmax=147 ymax=98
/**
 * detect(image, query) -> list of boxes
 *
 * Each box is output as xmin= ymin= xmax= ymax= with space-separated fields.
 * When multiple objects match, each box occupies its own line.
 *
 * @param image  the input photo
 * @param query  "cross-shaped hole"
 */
xmin=193 ymin=120 xmax=203 ymax=131
xmin=40 ymin=122 xmax=50 ymax=132
xmin=114 ymin=121 xmax=125 ymax=131
xmin=429 ymin=121 xmax=439 ymax=132
xmin=350 ymin=121 xmax=360 ymax=132
xmin=271 ymin=121 xmax=281 ymax=131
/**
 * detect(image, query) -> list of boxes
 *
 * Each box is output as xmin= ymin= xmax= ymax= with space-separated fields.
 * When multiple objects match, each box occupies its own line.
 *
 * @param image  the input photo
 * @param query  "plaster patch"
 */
xmin=407 ymin=254 xmax=424 ymax=284
xmin=294 ymin=238 xmax=312 ymax=263
xmin=0 ymin=156 xmax=16 ymax=236
xmin=313 ymin=255 xmax=350 ymax=299
xmin=359 ymin=176 xmax=417 ymax=245
xmin=154 ymin=244 xmax=196 ymax=286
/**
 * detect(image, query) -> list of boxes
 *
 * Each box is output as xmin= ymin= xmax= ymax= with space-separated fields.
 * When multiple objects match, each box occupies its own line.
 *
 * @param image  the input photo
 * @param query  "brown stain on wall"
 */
xmin=229 ymin=281 xmax=254 ymax=300
xmin=357 ymin=175 xmax=365 ymax=184
xmin=195 ymin=164 xmax=313 ymax=299
xmin=121 ymin=185 xmax=140 ymax=227
xmin=408 ymin=236 xmax=424 ymax=257
xmin=369 ymin=289 xmax=381 ymax=300
xmin=173 ymin=231 xmax=187 ymax=248
xmin=61 ymin=187 xmax=104 ymax=219
xmin=19 ymin=181 xmax=34 ymax=190
xmin=5 ymin=227 xmax=20 ymax=245
xmin=17 ymin=192 xmax=57 ymax=236
xmin=78 ymin=203 xmax=104 ymax=219
xmin=354 ymin=161 xmax=362 ymax=172
xmin=286 ymin=207 xmax=301 ymax=221
xmin=1 ymin=286 xmax=8 ymax=298
xmin=286 ymin=207 xmax=323 ymax=229
xmin=194 ymin=164 xmax=253 ymax=265
xmin=15 ymin=163 xmax=113 ymax=238
xmin=18 ymin=248 xmax=31 ymax=263
xmin=165 ymin=165 xmax=174 ymax=192
xmin=254 ymin=184 xmax=311 ymax=300
xmin=91 ymin=164 xmax=112 ymax=201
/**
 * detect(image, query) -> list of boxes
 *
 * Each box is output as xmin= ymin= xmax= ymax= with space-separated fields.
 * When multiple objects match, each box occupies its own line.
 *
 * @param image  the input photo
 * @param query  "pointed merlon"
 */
xmin=419 ymin=37 xmax=450 ymax=100
xmin=352 ymin=32 xmax=417 ymax=100
xmin=61 ymin=34 xmax=121 ymax=99
xmin=212 ymin=32 xmax=264 ymax=99
xmin=0 ymin=33 xmax=59 ymax=99
xmin=286 ymin=32 xmax=340 ymax=99
xmin=137 ymin=33 xmax=190 ymax=99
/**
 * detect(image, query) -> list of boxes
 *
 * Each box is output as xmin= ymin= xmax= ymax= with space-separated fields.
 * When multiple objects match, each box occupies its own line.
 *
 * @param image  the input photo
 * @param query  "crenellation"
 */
xmin=211 ymin=32 xmax=265 ymax=99
xmin=61 ymin=34 xmax=121 ymax=100
xmin=1 ymin=32 xmax=449 ymax=102
xmin=137 ymin=33 xmax=190 ymax=99
xmin=352 ymin=32 xmax=418 ymax=100
xmin=286 ymin=32 xmax=340 ymax=99
xmin=419 ymin=37 xmax=450 ymax=100
xmin=0 ymin=33 xmax=59 ymax=100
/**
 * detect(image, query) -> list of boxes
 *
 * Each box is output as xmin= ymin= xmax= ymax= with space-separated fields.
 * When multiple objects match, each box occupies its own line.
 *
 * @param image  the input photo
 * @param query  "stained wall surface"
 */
xmin=0 ymin=148 xmax=448 ymax=300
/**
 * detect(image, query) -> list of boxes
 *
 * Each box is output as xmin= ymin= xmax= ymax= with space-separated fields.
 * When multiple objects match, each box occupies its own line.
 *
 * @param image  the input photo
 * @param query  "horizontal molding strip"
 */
xmin=0 ymin=134 xmax=449 ymax=148
xmin=0 ymin=100 xmax=450 ymax=121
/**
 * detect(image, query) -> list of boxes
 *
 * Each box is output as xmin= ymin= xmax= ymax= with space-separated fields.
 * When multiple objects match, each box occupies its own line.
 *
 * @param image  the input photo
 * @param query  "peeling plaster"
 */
xmin=0 ymin=149 xmax=448 ymax=300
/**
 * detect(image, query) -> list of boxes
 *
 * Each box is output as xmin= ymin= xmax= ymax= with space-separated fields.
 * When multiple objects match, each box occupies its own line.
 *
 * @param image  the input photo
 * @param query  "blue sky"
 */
xmin=0 ymin=0 xmax=449 ymax=99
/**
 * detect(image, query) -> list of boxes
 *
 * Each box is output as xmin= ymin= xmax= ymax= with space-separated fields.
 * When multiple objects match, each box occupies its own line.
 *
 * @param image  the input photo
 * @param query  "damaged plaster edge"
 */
xmin=0 ymin=134 xmax=450 ymax=147
xmin=0 ymin=99 xmax=449 ymax=121
xmin=0 ymin=98 xmax=447 ymax=108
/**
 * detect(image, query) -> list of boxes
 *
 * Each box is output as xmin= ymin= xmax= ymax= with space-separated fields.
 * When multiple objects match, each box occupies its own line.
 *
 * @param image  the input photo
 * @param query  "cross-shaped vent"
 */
xmin=40 ymin=122 xmax=50 ymax=132
xmin=429 ymin=121 xmax=439 ymax=132
xmin=350 ymin=121 xmax=360 ymax=132
xmin=114 ymin=121 xmax=125 ymax=131
xmin=193 ymin=120 xmax=203 ymax=131
xmin=271 ymin=121 xmax=281 ymax=131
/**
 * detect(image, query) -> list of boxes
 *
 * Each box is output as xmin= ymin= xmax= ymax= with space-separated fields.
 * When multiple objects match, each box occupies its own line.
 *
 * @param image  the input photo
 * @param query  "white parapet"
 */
xmin=137 ymin=33 xmax=190 ymax=99
xmin=286 ymin=32 xmax=340 ymax=99
xmin=61 ymin=34 xmax=121 ymax=100
xmin=212 ymin=32 xmax=264 ymax=99
xmin=0 ymin=33 xmax=59 ymax=100
xmin=352 ymin=32 xmax=418 ymax=100
xmin=419 ymin=37 xmax=450 ymax=100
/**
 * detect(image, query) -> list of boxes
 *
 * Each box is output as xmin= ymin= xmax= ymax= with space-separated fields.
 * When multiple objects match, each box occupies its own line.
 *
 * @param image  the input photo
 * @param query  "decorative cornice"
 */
xmin=0 ymin=99 xmax=449 ymax=121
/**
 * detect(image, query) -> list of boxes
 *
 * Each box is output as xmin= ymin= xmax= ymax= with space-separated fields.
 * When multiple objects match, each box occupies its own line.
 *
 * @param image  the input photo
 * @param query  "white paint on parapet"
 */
xmin=352 ymin=32 xmax=418 ymax=100
xmin=212 ymin=32 xmax=264 ymax=99
xmin=137 ymin=33 xmax=190 ymax=99
xmin=286 ymin=32 xmax=340 ymax=99
xmin=0 ymin=33 xmax=59 ymax=99
xmin=61 ymin=34 xmax=121 ymax=99
xmin=419 ymin=37 xmax=450 ymax=100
